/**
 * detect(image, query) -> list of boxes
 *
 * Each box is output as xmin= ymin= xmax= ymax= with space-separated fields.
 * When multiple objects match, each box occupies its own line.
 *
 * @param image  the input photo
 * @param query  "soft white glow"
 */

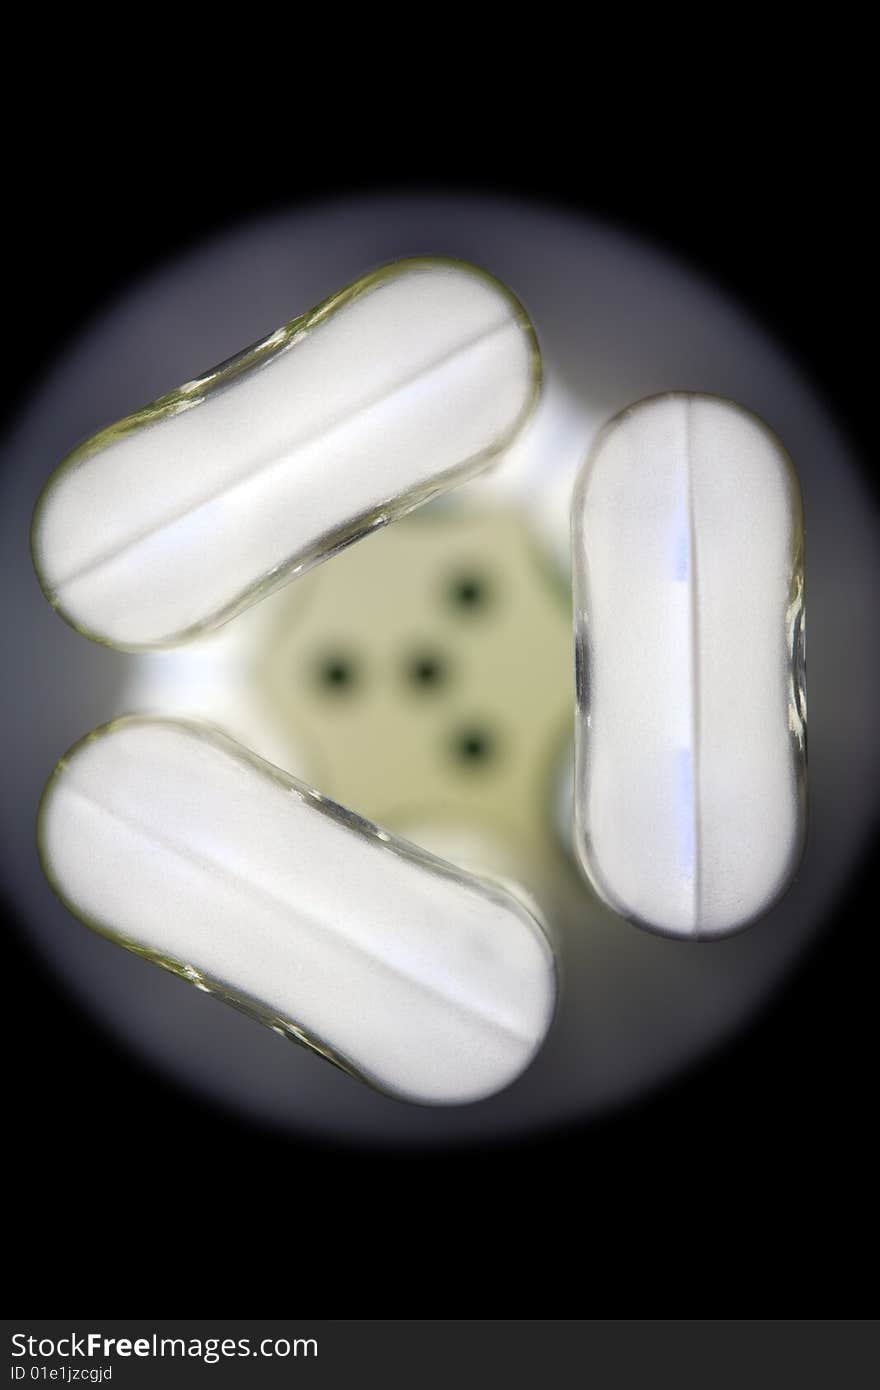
xmin=572 ymin=393 xmax=806 ymax=938
xmin=33 ymin=259 xmax=539 ymax=649
xmin=39 ymin=719 xmax=556 ymax=1104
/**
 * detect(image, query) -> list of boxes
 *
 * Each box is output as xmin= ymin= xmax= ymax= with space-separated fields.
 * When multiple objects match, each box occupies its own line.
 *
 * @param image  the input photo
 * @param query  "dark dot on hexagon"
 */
xmin=316 ymin=654 xmax=359 ymax=694
xmin=452 ymin=725 xmax=497 ymax=767
xmin=448 ymin=572 xmax=492 ymax=613
xmin=407 ymin=652 xmax=447 ymax=690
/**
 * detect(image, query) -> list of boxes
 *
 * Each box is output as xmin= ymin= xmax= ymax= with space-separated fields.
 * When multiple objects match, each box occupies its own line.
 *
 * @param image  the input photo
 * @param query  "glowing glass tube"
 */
xmin=572 ymin=393 xmax=806 ymax=938
xmin=39 ymin=718 xmax=556 ymax=1104
xmin=32 ymin=259 xmax=539 ymax=650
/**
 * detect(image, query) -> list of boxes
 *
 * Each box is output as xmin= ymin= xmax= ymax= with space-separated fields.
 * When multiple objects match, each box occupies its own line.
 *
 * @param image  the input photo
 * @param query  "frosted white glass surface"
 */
xmin=32 ymin=259 xmax=539 ymax=649
xmin=572 ymin=393 xmax=806 ymax=938
xmin=39 ymin=719 xmax=556 ymax=1104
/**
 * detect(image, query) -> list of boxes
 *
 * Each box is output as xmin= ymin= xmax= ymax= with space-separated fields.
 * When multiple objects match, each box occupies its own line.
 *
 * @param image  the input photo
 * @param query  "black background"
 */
xmin=3 ymin=74 xmax=876 ymax=1313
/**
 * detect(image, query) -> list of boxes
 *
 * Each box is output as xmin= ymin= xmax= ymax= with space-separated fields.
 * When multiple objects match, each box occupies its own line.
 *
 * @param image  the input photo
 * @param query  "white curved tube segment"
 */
xmin=572 ymin=392 xmax=806 ymax=939
xmin=38 ymin=719 xmax=557 ymax=1104
xmin=32 ymin=259 xmax=540 ymax=649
